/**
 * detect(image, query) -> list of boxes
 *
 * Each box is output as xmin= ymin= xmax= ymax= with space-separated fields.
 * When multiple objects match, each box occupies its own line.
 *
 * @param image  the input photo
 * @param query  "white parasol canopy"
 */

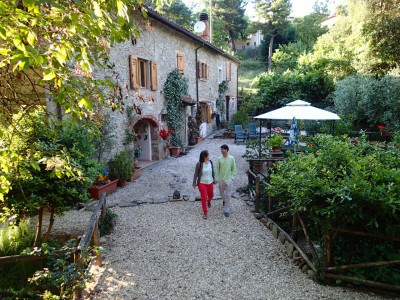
xmin=254 ymin=100 xmax=340 ymax=120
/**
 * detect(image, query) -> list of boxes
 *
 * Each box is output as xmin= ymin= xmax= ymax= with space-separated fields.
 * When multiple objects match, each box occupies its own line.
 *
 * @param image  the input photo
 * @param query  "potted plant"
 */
xmin=188 ymin=116 xmax=199 ymax=145
xmin=88 ymin=173 xmax=119 ymax=200
xmin=242 ymin=139 xmax=269 ymax=171
xmin=108 ymin=150 xmax=134 ymax=187
xmin=267 ymin=134 xmax=284 ymax=152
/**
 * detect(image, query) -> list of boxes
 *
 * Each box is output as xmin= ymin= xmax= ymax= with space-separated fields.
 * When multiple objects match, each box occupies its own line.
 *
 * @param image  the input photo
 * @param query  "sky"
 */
xmin=182 ymin=0 xmax=346 ymax=19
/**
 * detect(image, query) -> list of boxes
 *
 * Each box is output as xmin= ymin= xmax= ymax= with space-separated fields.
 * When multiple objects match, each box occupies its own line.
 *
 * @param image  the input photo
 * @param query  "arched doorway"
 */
xmin=132 ymin=115 xmax=159 ymax=161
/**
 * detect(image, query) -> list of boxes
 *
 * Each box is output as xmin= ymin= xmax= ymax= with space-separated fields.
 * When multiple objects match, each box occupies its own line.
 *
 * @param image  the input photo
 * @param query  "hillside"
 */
xmin=238 ymin=59 xmax=266 ymax=94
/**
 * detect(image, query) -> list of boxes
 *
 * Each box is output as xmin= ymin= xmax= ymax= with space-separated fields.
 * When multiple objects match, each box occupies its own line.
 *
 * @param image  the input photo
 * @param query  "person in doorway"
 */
xmin=216 ymin=144 xmax=236 ymax=217
xmin=216 ymin=113 xmax=221 ymax=130
xmin=192 ymin=150 xmax=217 ymax=219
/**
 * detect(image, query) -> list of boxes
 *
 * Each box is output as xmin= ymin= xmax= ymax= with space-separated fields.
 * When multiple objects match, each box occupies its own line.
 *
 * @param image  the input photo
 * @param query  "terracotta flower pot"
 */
xmin=118 ymin=179 xmax=127 ymax=187
xmin=170 ymin=147 xmax=181 ymax=157
xmin=88 ymin=179 xmax=118 ymax=200
xmin=195 ymin=136 xmax=203 ymax=144
xmin=130 ymin=167 xmax=142 ymax=182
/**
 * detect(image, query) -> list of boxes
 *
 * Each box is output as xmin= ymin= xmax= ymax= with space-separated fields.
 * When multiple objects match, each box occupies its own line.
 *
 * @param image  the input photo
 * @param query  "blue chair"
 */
xmin=234 ymin=125 xmax=246 ymax=144
xmin=248 ymin=122 xmax=258 ymax=139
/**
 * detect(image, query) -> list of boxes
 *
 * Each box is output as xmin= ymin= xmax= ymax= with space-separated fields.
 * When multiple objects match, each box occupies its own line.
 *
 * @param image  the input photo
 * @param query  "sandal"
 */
xmin=203 ymin=214 xmax=207 ymax=219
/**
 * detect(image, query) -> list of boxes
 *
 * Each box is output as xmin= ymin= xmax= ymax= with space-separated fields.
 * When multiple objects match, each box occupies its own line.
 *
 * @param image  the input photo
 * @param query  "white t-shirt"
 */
xmin=200 ymin=162 xmax=213 ymax=184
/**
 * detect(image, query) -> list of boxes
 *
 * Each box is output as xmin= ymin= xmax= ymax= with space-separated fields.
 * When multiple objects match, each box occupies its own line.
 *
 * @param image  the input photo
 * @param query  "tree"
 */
xmin=213 ymin=0 xmax=248 ymax=52
xmin=363 ymin=0 xmax=400 ymax=69
xmin=254 ymin=0 xmax=292 ymax=71
xmin=0 ymin=0 xmax=164 ymax=238
xmin=272 ymin=14 xmax=328 ymax=71
xmin=157 ymin=0 xmax=196 ymax=30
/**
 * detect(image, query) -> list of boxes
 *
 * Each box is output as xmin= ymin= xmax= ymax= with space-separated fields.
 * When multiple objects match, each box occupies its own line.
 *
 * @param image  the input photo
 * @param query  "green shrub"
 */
xmin=99 ymin=209 xmax=117 ymax=236
xmin=108 ymin=150 xmax=133 ymax=180
xmin=268 ymin=134 xmax=400 ymax=286
xmin=0 ymin=220 xmax=35 ymax=256
xmin=28 ymin=240 xmax=93 ymax=299
xmin=269 ymin=134 xmax=400 ymax=234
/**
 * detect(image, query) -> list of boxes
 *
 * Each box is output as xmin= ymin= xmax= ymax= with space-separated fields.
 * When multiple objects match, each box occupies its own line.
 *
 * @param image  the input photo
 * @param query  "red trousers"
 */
xmin=198 ymin=182 xmax=214 ymax=215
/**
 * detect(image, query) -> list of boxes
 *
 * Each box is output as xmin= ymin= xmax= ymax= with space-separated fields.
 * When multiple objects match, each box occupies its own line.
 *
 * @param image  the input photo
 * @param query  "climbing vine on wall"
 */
xmin=217 ymin=80 xmax=228 ymax=118
xmin=164 ymin=69 xmax=188 ymax=147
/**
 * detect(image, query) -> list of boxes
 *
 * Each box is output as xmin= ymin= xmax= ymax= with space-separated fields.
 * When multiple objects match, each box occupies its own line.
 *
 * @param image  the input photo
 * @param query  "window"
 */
xmin=198 ymin=61 xmax=209 ymax=80
xmin=226 ymin=62 xmax=231 ymax=81
xmin=129 ymin=55 xmax=158 ymax=91
xmin=218 ymin=67 xmax=223 ymax=83
xmin=138 ymin=59 xmax=147 ymax=88
xmin=177 ymin=53 xmax=185 ymax=74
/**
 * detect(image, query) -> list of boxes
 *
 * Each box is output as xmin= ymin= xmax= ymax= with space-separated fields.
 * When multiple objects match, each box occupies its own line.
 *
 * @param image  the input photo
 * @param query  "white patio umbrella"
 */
xmin=253 ymin=101 xmax=340 ymax=152
xmin=254 ymin=100 xmax=340 ymax=121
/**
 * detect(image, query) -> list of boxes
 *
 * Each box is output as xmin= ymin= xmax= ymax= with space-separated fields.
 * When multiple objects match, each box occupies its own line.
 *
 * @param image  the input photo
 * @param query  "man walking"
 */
xmin=216 ymin=144 xmax=236 ymax=217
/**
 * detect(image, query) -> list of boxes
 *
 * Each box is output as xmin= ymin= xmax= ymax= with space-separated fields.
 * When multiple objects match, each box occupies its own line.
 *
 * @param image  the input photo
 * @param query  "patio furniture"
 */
xmin=234 ymin=125 xmax=246 ymax=144
xmin=248 ymin=122 xmax=258 ymax=139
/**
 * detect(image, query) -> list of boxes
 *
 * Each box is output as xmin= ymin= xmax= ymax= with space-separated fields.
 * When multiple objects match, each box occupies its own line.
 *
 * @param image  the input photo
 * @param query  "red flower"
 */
xmin=378 ymin=125 xmax=386 ymax=130
xmin=159 ymin=128 xmax=172 ymax=140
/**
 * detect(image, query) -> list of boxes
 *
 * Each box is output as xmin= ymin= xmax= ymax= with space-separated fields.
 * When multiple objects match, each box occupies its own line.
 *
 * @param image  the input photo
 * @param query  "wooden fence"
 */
xmin=74 ymin=192 xmax=107 ymax=299
xmin=248 ymin=167 xmax=400 ymax=294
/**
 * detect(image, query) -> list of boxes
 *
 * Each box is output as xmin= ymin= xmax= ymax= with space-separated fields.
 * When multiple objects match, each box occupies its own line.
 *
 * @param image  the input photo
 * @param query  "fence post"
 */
xmin=74 ymin=250 xmax=83 ymax=300
xmin=324 ymin=229 xmax=333 ymax=284
xmin=254 ymin=175 xmax=261 ymax=212
xmin=92 ymin=219 xmax=102 ymax=267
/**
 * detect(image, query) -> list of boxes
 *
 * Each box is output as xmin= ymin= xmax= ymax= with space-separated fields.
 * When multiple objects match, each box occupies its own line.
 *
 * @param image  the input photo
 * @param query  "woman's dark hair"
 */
xmin=199 ymin=150 xmax=209 ymax=163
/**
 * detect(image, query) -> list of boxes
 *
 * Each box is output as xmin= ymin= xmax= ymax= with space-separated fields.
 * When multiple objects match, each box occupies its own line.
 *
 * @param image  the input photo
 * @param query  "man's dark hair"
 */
xmin=221 ymin=144 xmax=229 ymax=151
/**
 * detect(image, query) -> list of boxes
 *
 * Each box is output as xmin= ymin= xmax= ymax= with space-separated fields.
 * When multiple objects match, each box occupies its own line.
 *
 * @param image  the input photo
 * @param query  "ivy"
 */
xmin=164 ymin=69 xmax=188 ymax=147
xmin=217 ymin=80 xmax=229 ymax=117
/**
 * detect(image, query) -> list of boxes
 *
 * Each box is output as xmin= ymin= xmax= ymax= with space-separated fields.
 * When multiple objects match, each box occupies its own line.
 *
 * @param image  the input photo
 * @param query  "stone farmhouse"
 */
xmin=98 ymin=8 xmax=240 ymax=163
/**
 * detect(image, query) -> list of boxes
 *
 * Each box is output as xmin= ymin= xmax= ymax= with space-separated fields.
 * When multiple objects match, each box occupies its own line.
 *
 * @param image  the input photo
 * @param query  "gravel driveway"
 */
xmin=87 ymin=137 xmax=390 ymax=300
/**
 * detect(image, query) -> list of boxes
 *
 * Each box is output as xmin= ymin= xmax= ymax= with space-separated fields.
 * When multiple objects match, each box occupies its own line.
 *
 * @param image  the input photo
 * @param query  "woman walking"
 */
xmin=192 ymin=150 xmax=217 ymax=219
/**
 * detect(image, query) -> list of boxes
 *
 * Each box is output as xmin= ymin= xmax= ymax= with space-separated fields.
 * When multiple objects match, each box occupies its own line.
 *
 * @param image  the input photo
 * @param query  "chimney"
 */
xmin=199 ymin=13 xmax=210 ymax=42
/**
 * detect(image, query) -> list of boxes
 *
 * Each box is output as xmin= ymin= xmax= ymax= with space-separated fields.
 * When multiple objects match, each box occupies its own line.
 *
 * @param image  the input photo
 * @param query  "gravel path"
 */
xmin=86 ymin=137 xmax=390 ymax=300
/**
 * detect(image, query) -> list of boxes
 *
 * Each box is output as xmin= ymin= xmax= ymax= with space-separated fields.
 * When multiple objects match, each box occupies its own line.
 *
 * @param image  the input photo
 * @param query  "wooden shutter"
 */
xmin=129 ymin=55 xmax=139 ymax=89
xmin=198 ymin=61 xmax=202 ymax=78
xmin=150 ymin=60 xmax=158 ymax=91
xmin=206 ymin=64 xmax=210 ymax=80
xmin=226 ymin=62 xmax=231 ymax=81
xmin=177 ymin=53 xmax=185 ymax=74
xmin=200 ymin=104 xmax=207 ymax=122
xmin=207 ymin=104 xmax=211 ymax=123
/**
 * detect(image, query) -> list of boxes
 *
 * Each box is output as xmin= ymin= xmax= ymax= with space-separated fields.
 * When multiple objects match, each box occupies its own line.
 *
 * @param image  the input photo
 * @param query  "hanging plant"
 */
xmin=217 ymin=80 xmax=228 ymax=117
xmin=163 ymin=69 xmax=188 ymax=147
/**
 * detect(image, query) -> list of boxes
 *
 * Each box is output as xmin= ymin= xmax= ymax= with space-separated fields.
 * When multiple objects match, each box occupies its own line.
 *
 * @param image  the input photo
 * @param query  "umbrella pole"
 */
xmin=259 ymin=119 xmax=262 ymax=157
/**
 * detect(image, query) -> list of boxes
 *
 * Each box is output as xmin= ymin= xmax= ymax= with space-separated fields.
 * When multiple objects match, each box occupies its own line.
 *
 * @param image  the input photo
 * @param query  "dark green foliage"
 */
xmin=269 ymin=134 xmax=400 ymax=235
xmin=213 ymin=0 xmax=248 ymax=52
xmin=2 ymin=110 xmax=100 ymax=226
xmin=268 ymin=134 xmax=400 ymax=286
xmin=156 ymin=0 xmax=195 ymax=30
xmin=363 ymin=0 xmax=400 ymax=67
xmin=217 ymin=80 xmax=229 ymax=117
xmin=99 ymin=209 xmax=117 ymax=236
xmin=231 ymin=109 xmax=249 ymax=126
xmin=334 ymin=74 xmax=400 ymax=131
xmin=255 ymin=68 xmax=334 ymax=111
xmin=108 ymin=150 xmax=134 ymax=180
xmin=27 ymin=240 xmax=92 ymax=298
xmin=164 ymin=69 xmax=188 ymax=147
